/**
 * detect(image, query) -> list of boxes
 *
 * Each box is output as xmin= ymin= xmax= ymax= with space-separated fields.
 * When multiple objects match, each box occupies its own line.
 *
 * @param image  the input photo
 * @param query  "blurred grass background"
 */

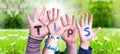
xmin=0 ymin=0 xmax=120 ymax=54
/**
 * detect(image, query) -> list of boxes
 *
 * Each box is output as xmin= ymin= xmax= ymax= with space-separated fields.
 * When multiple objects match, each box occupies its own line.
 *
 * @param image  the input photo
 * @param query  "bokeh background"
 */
xmin=0 ymin=0 xmax=120 ymax=54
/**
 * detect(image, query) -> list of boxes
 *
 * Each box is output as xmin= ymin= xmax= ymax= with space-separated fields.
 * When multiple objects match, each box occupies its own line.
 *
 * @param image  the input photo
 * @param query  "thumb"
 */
xmin=88 ymin=27 xmax=101 ymax=41
xmin=61 ymin=32 xmax=68 ymax=42
xmin=94 ymin=27 xmax=101 ymax=36
xmin=72 ymin=29 xmax=78 ymax=42
xmin=56 ymin=26 xmax=70 ymax=35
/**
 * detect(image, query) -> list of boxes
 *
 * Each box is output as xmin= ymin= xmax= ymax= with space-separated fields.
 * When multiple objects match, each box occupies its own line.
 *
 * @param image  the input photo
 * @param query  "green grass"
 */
xmin=0 ymin=28 xmax=120 ymax=54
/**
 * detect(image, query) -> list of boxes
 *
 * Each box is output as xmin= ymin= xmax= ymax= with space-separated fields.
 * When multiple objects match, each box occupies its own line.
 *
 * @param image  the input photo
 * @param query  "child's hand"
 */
xmin=77 ymin=12 xmax=101 ymax=49
xmin=26 ymin=7 xmax=49 ymax=39
xmin=61 ymin=14 xmax=78 ymax=44
xmin=60 ymin=14 xmax=78 ymax=54
xmin=47 ymin=8 xmax=67 ymax=36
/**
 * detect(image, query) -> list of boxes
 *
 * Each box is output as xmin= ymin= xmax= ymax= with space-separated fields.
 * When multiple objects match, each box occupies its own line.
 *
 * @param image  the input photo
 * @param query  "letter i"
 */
xmin=54 ymin=23 xmax=56 ymax=31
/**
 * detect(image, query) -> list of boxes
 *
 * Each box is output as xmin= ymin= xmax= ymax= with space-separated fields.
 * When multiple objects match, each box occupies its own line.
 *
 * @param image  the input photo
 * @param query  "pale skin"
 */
xmin=61 ymin=12 xmax=101 ymax=54
xmin=26 ymin=7 xmax=101 ymax=54
xmin=43 ymin=8 xmax=69 ymax=54
xmin=26 ymin=7 xmax=61 ymax=54
xmin=61 ymin=14 xmax=78 ymax=54
xmin=26 ymin=7 xmax=69 ymax=54
xmin=77 ymin=12 xmax=101 ymax=50
xmin=26 ymin=7 xmax=49 ymax=40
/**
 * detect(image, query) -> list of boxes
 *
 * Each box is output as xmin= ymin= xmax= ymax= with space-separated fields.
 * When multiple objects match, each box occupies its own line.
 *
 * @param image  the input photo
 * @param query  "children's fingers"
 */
xmin=52 ymin=8 xmax=55 ymax=19
xmin=72 ymin=15 xmax=75 ymax=27
xmin=57 ymin=9 xmax=60 ymax=19
xmin=66 ymin=14 xmax=70 ymax=25
xmin=89 ymin=14 xmax=93 ymax=27
xmin=76 ymin=20 xmax=81 ymax=29
xmin=76 ymin=20 xmax=86 ymax=40
xmin=85 ymin=12 xmax=88 ymax=25
xmin=34 ymin=8 xmax=38 ymax=22
xmin=94 ymin=27 xmax=101 ymax=36
xmin=88 ymin=27 xmax=101 ymax=40
xmin=41 ymin=15 xmax=49 ymax=25
xmin=26 ymin=13 xmax=32 ymax=24
xmin=60 ymin=16 xmax=66 ymax=26
xmin=81 ymin=14 xmax=84 ymax=26
xmin=75 ymin=19 xmax=78 ymax=28
xmin=47 ymin=10 xmax=51 ymax=21
xmin=39 ymin=7 xmax=46 ymax=19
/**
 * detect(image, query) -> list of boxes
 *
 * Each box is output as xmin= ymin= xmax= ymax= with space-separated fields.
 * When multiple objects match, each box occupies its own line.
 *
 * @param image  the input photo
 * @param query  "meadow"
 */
xmin=0 ymin=28 xmax=120 ymax=54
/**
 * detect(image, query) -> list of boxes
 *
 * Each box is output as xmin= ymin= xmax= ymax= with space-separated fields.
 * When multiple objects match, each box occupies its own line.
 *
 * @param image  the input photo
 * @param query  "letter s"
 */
xmin=84 ymin=27 xmax=90 ymax=36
